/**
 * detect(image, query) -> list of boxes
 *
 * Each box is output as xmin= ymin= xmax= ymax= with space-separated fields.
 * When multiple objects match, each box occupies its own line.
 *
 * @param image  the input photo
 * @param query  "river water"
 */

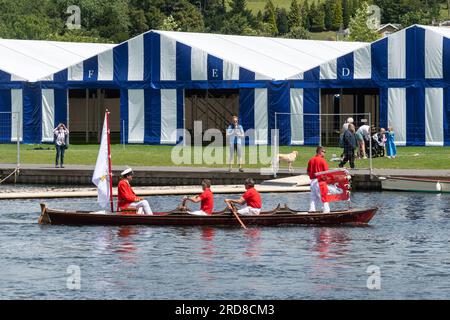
xmin=0 ymin=191 xmax=449 ymax=300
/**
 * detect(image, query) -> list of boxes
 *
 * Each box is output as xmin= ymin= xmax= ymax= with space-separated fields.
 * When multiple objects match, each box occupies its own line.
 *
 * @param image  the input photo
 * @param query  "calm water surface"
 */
xmin=0 ymin=191 xmax=450 ymax=299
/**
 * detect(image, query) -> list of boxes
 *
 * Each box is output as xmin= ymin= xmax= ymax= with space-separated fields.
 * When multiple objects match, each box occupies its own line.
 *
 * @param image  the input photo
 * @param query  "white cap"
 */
xmin=121 ymin=168 xmax=133 ymax=176
xmin=347 ymin=117 xmax=354 ymax=124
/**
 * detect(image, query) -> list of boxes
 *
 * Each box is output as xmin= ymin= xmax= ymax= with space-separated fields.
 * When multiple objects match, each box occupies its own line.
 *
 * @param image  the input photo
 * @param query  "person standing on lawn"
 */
xmin=339 ymin=124 xmax=357 ymax=169
xmin=386 ymin=126 xmax=397 ymax=158
xmin=226 ymin=116 xmax=245 ymax=172
xmin=53 ymin=123 xmax=69 ymax=168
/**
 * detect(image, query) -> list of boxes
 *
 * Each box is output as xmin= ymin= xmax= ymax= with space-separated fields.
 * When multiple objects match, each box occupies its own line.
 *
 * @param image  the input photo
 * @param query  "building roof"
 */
xmin=0 ymin=39 xmax=115 ymax=82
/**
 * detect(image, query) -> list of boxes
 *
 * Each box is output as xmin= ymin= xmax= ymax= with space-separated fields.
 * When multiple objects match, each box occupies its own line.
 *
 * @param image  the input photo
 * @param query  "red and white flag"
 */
xmin=315 ymin=169 xmax=351 ymax=203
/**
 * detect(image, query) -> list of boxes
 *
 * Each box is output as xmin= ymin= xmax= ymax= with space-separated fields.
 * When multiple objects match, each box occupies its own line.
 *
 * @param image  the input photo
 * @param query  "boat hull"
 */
xmin=39 ymin=205 xmax=377 ymax=227
xmin=381 ymin=176 xmax=450 ymax=193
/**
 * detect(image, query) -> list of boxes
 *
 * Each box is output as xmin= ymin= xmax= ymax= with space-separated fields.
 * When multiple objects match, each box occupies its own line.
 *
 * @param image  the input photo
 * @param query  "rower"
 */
xmin=182 ymin=179 xmax=214 ymax=216
xmin=307 ymin=146 xmax=330 ymax=213
xmin=224 ymin=178 xmax=262 ymax=215
xmin=117 ymin=168 xmax=153 ymax=215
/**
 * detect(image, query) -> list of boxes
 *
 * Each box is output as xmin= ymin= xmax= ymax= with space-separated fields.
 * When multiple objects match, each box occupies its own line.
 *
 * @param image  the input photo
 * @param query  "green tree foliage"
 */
xmin=288 ymin=0 xmax=302 ymax=30
xmin=348 ymin=1 xmax=380 ymax=42
xmin=309 ymin=1 xmax=326 ymax=32
xmin=286 ymin=26 xmax=311 ymax=39
xmin=343 ymin=0 xmax=351 ymax=28
xmin=332 ymin=0 xmax=344 ymax=30
xmin=264 ymin=0 xmax=279 ymax=35
xmin=276 ymin=8 xmax=290 ymax=35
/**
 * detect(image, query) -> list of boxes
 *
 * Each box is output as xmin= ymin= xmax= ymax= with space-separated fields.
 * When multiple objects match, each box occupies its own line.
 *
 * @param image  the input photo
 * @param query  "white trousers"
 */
xmin=237 ymin=207 xmax=261 ymax=216
xmin=129 ymin=200 xmax=153 ymax=215
xmin=309 ymin=179 xmax=330 ymax=213
xmin=228 ymin=143 xmax=243 ymax=165
xmin=188 ymin=210 xmax=208 ymax=216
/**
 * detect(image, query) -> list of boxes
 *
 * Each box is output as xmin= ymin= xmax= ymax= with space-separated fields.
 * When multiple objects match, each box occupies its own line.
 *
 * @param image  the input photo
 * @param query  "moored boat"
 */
xmin=380 ymin=176 xmax=450 ymax=193
xmin=39 ymin=203 xmax=377 ymax=227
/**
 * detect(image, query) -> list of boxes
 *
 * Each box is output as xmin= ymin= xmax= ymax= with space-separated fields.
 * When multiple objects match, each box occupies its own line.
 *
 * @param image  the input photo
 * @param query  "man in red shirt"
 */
xmin=307 ymin=146 xmax=330 ymax=213
xmin=183 ymin=179 xmax=214 ymax=216
xmin=117 ymin=168 xmax=153 ymax=215
xmin=225 ymin=178 xmax=262 ymax=215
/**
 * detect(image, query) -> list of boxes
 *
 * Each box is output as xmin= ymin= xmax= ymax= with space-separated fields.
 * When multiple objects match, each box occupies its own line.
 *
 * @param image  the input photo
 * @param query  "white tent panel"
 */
xmin=223 ymin=60 xmax=239 ymax=81
xmin=160 ymin=35 xmax=176 ymax=81
xmin=388 ymin=88 xmax=407 ymax=146
xmin=425 ymin=29 xmax=443 ymax=79
xmin=128 ymin=90 xmax=145 ymax=143
xmin=354 ymin=45 xmax=372 ymax=79
xmin=320 ymin=59 xmax=337 ymax=80
xmin=290 ymin=88 xmax=304 ymax=145
xmin=128 ymin=35 xmax=144 ymax=81
xmin=191 ymin=47 xmax=208 ymax=81
xmin=42 ymin=89 xmax=55 ymax=143
xmin=388 ymin=29 xmax=406 ymax=79
xmin=11 ymin=89 xmax=23 ymax=142
xmin=255 ymin=88 xmax=268 ymax=145
xmin=98 ymin=49 xmax=114 ymax=81
xmin=425 ymin=88 xmax=444 ymax=146
xmin=160 ymin=89 xmax=178 ymax=144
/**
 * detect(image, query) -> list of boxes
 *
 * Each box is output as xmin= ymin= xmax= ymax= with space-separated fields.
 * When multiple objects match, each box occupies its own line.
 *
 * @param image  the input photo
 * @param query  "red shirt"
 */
xmin=307 ymin=155 xmax=329 ymax=179
xmin=242 ymin=187 xmax=262 ymax=209
xmin=117 ymin=179 xmax=139 ymax=210
xmin=198 ymin=188 xmax=214 ymax=215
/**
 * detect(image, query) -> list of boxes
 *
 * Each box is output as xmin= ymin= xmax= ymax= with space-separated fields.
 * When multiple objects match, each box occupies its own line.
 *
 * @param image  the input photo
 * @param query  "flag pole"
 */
xmin=106 ymin=109 xmax=114 ymax=212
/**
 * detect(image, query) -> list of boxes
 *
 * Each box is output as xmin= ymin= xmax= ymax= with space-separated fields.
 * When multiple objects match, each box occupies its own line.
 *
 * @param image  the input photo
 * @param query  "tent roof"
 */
xmin=0 ymin=39 xmax=115 ymax=82
xmin=419 ymin=25 xmax=450 ymax=39
xmin=155 ymin=30 xmax=367 ymax=80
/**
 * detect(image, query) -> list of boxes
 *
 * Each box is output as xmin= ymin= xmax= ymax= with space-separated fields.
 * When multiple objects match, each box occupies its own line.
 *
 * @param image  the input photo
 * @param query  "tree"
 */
xmin=263 ymin=0 xmax=279 ymax=35
xmin=342 ymin=0 xmax=351 ymax=28
xmin=332 ymin=0 xmax=343 ymax=30
xmin=301 ymin=0 xmax=311 ymax=30
xmin=286 ymin=26 xmax=311 ymax=39
xmin=309 ymin=1 xmax=325 ymax=32
xmin=276 ymin=8 xmax=290 ymax=35
xmin=348 ymin=2 xmax=380 ymax=42
xmin=288 ymin=0 xmax=302 ymax=31
xmin=324 ymin=0 xmax=335 ymax=30
xmin=158 ymin=15 xmax=181 ymax=31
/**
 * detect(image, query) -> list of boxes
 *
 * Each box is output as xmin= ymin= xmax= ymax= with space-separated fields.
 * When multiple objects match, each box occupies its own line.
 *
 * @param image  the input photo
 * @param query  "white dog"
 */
xmin=277 ymin=151 xmax=299 ymax=172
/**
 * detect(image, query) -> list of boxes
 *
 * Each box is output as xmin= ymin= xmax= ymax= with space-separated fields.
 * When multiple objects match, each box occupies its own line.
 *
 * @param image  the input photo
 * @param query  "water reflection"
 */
xmin=244 ymin=228 xmax=262 ymax=259
xmin=313 ymin=228 xmax=351 ymax=260
xmin=114 ymin=227 xmax=138 ymax=263
xmin=200 ymin=227 xmax=215 ymax=259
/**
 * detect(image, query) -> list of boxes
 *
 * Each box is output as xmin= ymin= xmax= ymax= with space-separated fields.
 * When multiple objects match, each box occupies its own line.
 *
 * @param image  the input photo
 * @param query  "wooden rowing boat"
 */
xmin=380 ymin=176 xmax=450 ymax=193
xmin=39 ymin=203 xmax=377 ymax=226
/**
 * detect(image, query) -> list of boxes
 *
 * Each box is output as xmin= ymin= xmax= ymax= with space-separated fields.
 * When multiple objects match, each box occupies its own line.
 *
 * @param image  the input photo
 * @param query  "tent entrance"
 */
xmin=320 ymin=88 xmax=380 ymax=146
xmin=185 ymin=89 xmax=239 ymax=146
xmin=68 ymin=89 xmax=120 ymax=144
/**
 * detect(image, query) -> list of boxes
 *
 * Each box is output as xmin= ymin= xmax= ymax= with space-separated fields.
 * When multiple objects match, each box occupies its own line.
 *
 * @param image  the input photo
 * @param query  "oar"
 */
xmin=227 ymin=202 xmax=248 ymax=230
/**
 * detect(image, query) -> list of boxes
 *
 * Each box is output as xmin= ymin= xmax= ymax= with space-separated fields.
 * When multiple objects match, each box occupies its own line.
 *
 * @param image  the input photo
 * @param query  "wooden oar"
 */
xmin=227 ymin=202 xmax=248 ymax=230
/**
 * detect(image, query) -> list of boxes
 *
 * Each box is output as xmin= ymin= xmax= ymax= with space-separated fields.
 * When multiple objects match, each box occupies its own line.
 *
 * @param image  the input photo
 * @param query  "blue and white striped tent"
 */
xmin=288 ymin=25 xmax=450 ymax=146
xmin=0 ymin=40 xmax=114 ymax=143
xmin=1 ymin=25 xmax=449 ymax=146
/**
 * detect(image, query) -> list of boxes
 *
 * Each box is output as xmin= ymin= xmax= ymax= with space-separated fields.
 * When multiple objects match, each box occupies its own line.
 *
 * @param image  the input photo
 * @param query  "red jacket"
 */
xmin=117 ymin=179 xmax=140 ymax=210
xmin=307 ymin=155 xmax=329 ymax=180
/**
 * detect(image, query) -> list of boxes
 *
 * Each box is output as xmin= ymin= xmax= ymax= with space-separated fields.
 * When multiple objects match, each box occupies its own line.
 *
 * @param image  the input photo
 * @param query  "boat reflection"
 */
xmin=313 ymin=228 xmax=350 ymax=260
xmin=114 ymin=226 xmax=139 ymax=263
xmin=244 ymin=228 xmax=262 ymax=259
xmin=200 ymin=227 xmax=216 ymax=259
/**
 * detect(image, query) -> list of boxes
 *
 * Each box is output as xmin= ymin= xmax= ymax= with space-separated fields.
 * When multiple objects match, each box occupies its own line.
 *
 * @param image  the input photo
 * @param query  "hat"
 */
xmin=121 ymin=168 xmax=133 ymax=177
xmin=347 ymin=117 xmax=354 ymax=124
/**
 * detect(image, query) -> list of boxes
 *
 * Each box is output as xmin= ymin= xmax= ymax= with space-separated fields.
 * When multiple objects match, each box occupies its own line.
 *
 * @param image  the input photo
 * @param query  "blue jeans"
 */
xmin=55 ymin=145 xmax=66 ymax=167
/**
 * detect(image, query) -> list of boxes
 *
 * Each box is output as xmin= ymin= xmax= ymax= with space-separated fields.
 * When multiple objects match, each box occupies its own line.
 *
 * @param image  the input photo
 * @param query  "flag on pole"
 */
xmin=315 ymin=169 xmax=351 ymax=203
xmin=92 ymin=113 xmax=111 ymax=209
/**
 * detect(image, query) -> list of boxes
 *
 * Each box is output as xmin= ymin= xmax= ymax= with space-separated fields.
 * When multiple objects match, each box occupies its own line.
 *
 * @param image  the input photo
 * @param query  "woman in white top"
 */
xmin=226 ymin=116 xmax=245 ymax=172
xmin=53 ymin=123 xmax=69 ymax=168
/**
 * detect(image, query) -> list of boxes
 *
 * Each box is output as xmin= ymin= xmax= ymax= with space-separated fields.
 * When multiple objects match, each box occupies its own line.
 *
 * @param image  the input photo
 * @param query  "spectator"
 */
xmin=226 ymin=116 xmax=245 ymax=172
xmin=356 ymin=124 xmax=370 ymax=159
xmin=53 ymin=123 xmax=69 ymax=168
xmin=339 ymin=124 xmax=357 ymax=169
xmin=386 ymin=126 xmax=397 ymax=159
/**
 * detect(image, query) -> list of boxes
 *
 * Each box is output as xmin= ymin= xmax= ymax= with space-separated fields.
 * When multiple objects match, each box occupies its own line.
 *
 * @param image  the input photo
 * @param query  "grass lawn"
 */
xmin=1 ymin=144 xmax=449 ymax=170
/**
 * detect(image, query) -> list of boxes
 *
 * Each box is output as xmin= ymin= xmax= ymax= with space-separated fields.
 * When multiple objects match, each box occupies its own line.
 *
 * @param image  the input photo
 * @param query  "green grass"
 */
xmin=1 ymin=145 xmax=449 ymax=170
xmin=246 ymin=0 xmax=293 ymax=13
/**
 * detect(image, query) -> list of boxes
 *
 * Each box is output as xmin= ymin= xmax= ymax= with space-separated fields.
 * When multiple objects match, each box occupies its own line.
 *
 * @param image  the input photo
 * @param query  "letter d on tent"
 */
xmin=342 ymin=68 xmax=350 ymax=77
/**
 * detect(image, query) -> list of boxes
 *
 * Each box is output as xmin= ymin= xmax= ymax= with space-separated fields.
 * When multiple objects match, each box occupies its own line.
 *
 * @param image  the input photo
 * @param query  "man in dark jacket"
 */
xmin=339 ymin=123 xmax=357 ymax=169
